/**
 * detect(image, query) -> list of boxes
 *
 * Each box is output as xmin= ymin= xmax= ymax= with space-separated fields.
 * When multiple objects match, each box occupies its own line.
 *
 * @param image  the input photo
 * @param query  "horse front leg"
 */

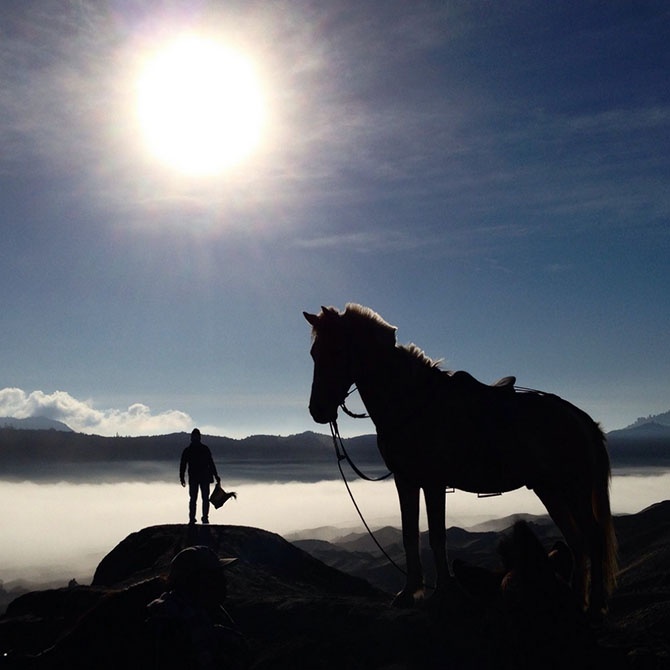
xmin=424 ymin=484 xmax=449 ymax=598
xmin=392 ymin=474 xmax=424 ymax=608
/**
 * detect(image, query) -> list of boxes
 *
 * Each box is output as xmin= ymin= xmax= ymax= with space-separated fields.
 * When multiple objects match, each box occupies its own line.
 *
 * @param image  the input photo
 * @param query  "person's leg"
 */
xmin=188 ymin=480 xmax=198 ymax=523
xmin=201 ymin=482 xmax=211 ymax=523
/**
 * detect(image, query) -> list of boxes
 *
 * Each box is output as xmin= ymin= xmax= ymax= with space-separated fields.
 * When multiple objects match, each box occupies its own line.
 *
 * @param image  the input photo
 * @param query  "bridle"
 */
xmin=339 ymin=386 xmax=369 ymax=420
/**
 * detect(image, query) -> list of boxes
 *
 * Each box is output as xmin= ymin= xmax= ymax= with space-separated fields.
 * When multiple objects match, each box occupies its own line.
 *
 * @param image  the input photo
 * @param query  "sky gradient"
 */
xmin=1 ymin=1 xmax=668 ymax=438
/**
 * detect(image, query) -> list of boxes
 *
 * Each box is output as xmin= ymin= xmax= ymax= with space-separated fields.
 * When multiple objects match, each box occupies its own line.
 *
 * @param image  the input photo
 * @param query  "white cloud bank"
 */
xmin=1 ymin=472 xmax=665 ymax=584
xmin=0 ymin=388 xmax=192 ymax=437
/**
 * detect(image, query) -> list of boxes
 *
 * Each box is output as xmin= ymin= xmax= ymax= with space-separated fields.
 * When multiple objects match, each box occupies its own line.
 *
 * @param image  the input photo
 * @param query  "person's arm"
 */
xmin=209 ymin=448 xmax=220 ymax=483
xmin=179 ymin=448 xmax=188 ymax=486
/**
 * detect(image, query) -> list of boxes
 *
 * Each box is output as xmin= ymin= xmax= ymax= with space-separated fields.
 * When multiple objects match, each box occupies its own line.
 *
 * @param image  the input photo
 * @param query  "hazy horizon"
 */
xmin=2 ymin=469 xmax=668 ymax=588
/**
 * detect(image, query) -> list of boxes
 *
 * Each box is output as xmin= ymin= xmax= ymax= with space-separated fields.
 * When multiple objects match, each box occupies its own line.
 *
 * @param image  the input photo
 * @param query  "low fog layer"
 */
xmin=2 ymin=471 xmax=669 ymax=585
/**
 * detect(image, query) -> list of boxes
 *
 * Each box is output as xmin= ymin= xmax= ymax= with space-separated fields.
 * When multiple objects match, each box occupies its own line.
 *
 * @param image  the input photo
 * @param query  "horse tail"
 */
xmin=592 ymin=422 xmax=618 ymax=596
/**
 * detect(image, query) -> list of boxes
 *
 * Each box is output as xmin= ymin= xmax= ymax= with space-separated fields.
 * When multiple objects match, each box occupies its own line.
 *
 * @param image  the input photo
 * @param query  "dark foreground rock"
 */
xmin=1 ymin=503 xmax=670 ymax=669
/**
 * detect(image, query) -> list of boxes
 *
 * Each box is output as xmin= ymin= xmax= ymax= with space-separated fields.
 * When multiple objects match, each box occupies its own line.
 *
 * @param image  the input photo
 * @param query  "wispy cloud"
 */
xmin=292 ymin=219 xmax=535 ymax=260
xmin=0 ymin=388 xmax=192 ymax=436
xmin=293 ymin=229 xmax=432 ymax=254
xmin=544 ymin=262 xmax=572 ymax=274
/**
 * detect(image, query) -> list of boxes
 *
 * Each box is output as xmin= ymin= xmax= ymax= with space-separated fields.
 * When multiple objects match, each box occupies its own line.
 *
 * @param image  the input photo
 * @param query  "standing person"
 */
xmin=180 ymin=428 xmax=220 ymax=524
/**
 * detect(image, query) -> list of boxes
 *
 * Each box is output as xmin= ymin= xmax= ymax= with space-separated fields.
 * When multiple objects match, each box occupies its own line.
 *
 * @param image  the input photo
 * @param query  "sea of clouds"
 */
xmin=1 ymin=470 xmax=669 ymax=586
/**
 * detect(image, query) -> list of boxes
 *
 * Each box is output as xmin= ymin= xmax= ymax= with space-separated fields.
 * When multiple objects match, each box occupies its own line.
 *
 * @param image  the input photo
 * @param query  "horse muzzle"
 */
xmin=308 ymin=402 xmax=338 ymax=424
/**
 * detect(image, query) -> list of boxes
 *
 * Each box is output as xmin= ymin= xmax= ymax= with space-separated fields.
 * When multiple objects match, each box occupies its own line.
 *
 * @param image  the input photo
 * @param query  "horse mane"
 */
xmin=342 ymin=303 xmax=396 ymax=334
xmin=399 ymin=343 xmax=443 ymax=370
xmin=343 ymin=304 xmax=443 ymax=370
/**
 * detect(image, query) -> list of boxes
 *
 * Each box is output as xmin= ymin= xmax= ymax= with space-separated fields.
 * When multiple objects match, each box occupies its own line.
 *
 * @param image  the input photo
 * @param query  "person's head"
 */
xmin=190 ymin=428 xmax=201 ymax=443
xmin=168 ymin=546 xmax=236 ymax=607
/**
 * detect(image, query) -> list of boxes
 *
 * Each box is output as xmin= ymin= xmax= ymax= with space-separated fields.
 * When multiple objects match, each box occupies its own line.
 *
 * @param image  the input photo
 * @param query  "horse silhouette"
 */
xmin=304 ymin=304 xmax=617 ymax=615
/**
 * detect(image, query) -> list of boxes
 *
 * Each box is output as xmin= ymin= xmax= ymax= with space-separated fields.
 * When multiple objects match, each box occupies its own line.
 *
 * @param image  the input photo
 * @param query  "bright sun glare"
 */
xmin=136 ymin=36 xmax=264 ymax=176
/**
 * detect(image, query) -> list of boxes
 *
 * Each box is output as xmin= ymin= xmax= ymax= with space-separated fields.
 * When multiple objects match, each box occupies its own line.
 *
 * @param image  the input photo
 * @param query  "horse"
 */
xmin=303 ymin=304 xmax=617 ymax=615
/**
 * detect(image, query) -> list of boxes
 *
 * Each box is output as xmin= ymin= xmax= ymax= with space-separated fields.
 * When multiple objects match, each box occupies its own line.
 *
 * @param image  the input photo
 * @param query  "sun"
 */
xmin=136 ymin=36 xmax=264 ymax=176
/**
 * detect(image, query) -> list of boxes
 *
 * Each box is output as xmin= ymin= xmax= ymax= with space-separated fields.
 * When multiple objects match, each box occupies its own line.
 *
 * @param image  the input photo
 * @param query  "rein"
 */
xmin=339 ymin=386 xmax=369 ymax=419
xmin=330 ymin=419 xmax=392 ymax=482
xmin=329 ymin=420 xmax=405 ymax=577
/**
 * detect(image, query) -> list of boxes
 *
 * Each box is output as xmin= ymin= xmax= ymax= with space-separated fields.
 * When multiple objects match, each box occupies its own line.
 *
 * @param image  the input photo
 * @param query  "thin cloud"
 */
xmin=0 ymin=388 xmax=192 ymax=437
xmin=293 ymin=229 xmax=431 ymax=254
xmin=293 ymin=219 xmax=535 ymax=261
xmin=544 ymin=262 xmax=573 ymax=274
xmin=566 ymin=106 xmax=670 ymax=136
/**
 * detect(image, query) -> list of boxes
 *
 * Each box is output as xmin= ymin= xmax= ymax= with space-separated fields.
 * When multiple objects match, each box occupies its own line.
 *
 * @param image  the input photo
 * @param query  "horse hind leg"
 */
xmin=534 ymin=485 xmax=588 ymax=609
xmin=572 ymin=490 xmax=614 ymax=617
xmin=558 ymin=475 xmax=615 ymax=617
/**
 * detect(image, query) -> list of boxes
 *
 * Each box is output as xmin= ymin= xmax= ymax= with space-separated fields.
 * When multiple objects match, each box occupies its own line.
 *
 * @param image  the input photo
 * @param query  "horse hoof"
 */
xmin=392 ymin=588 xmax=425 ymax=608
xmin=587 ymin=605 xmax=607 ymax=627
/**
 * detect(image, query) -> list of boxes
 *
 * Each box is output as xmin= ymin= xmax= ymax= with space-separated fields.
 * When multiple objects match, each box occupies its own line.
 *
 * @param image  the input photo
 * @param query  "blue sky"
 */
xmin=1 ymin=1 xmax=668 ymax=438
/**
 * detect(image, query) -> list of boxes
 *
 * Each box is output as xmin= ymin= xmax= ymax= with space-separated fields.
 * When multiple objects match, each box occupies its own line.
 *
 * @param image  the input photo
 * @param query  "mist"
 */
xmin=1 ymin=471 xmax=668 ymax=585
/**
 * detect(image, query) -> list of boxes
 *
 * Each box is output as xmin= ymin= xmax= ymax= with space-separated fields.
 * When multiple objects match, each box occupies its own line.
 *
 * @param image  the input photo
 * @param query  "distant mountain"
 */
xmin=294 ymin=520 xmax=560 ymax=594
xmin=0 ymin=427 xmax=383 ymax=483
xmin=2 ymin=405 xmax=670 ymax=481
xmin=0 ymin=416 xmax=73 ymax=432
xmin=468 ymin=512 xmax=551 ymax=533
xmin=608 ymin=421 xmax=670 ymax=439
xmin=625 ymin=409 xmax=670 ymax=429
xmin=606 ymin=418 xmax=670 ymax=467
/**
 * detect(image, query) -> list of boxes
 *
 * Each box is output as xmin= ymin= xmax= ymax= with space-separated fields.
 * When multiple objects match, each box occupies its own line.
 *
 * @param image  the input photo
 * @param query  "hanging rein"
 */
xmin=329 ymin=419 xmax=405 ymax=578
xmin=326 ymin=387 xmax=408 ymax=576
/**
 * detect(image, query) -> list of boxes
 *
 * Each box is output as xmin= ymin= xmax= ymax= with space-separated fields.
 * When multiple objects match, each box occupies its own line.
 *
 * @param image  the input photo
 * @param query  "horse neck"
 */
xmin=352 ymin=345 xmax=434 ymax=424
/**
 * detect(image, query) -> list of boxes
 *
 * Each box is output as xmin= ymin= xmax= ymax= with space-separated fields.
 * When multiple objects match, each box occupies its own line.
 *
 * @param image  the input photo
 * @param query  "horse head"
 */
xmin=303 ymin=306 xmax=354 ymax=423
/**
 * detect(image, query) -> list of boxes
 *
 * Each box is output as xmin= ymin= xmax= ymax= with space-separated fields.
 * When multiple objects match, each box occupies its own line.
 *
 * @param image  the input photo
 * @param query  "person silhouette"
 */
xmin=180 ymin=428 xmax=220 ymax=524
xmin=147 ymin=546 xmax=248 ymax=670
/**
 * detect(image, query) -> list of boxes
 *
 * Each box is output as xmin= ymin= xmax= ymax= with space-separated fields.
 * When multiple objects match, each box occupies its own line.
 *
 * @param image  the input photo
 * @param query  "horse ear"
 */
xmin=303 ymin=311 xmax=319 ymax=327
xmin=320 ymin=305 xmax=340 ymax=318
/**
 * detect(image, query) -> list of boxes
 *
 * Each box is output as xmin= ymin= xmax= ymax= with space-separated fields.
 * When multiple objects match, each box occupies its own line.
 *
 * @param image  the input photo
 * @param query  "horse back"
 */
xmin=515 ymin=390 xmax=602 ymax=440
xmin=513 ymin=390 xmax=606 ymax=481
xmin=377 ymin=383 xmax=604 ymax=493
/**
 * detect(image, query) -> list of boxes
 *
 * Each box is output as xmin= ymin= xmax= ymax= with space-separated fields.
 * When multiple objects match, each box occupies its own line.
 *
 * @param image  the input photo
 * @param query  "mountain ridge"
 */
xmin=0 ymin=416 xmax=73 ymax=432
xmin=2 ymin=422 xmax=669 ymax=483
xmin=1 ymin=407 xmax=669 ymax=484
xmin=3 ymin=406 xmax=670 ymax=439
xmin=627 ymin=409 xmax=670 ymax=429
xmin=0 ymin=427 xmax=384 ymax=483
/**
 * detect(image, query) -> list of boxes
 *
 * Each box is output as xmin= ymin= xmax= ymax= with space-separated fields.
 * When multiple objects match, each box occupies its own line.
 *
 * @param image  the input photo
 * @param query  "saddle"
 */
xmin=452 ymin=370 xmax=516 ymax=394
